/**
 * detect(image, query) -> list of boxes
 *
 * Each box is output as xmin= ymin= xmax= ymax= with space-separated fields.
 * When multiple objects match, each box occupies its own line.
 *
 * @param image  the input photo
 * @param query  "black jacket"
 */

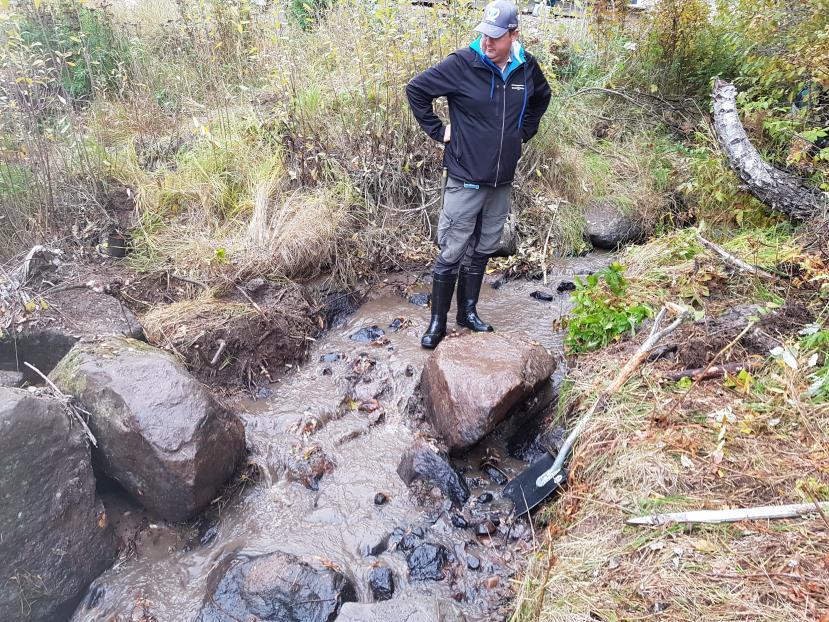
xmin=406 ymin=38 xmax=551 ymax=187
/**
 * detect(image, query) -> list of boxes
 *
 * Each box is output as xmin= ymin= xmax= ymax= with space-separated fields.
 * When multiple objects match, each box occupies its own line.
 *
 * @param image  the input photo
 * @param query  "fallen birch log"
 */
xmin=712 ymin=79 xmax=827 ymax=220
xmin=628 ymin=502 xmax=829 ymax=526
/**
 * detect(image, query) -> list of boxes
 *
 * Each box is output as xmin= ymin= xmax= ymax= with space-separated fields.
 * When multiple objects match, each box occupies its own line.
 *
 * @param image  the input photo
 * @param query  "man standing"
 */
xmin=406 ymin=0 xmax=551 ymax=349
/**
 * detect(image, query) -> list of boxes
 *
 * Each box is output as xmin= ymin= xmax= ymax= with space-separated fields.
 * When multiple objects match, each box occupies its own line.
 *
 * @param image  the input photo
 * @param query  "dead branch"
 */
xmin=628 ymin=501 xmax=829 ymax=526
xmin=23 ymin=362 xmax=98 ymax=447
xmin=712 ymin=79 xmax=827 ymax=220
xmin=661 ymin=359 xmax=765 ymax=382
xmin=696 ymin=234 xmax=778 ymax=281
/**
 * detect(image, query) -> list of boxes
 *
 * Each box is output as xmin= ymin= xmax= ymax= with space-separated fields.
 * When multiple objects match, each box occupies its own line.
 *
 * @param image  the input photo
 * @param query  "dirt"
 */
xmin=676 ymin=301 xmax=814 ymax=369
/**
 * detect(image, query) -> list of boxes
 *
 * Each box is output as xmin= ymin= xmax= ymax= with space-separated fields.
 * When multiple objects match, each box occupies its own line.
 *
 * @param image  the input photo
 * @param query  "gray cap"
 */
xmin=474 ymin=0 xmax=519 ymax=39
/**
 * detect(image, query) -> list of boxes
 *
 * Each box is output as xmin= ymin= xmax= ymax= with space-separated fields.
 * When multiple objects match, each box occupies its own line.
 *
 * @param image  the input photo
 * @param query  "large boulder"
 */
xmin=198 ymin=551 xmax=357 ymax=622
xmin=336 ymin=599 xmax=467 ymax=622
xmin=0 ymin=388 xmax=116 ymax=622
xmin=421 ymin=334 xmax=556 ymax=453
xmin=50 ymin=337 xmax=245 ymax=522
xmin=0 ymin=289 xmax=144 ymax=383
xmin=584 ymin=198 xmax=645 ymax=250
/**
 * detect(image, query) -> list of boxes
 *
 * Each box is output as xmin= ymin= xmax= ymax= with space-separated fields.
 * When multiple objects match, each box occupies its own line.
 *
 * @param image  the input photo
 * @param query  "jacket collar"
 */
xmin=469 ymin=36 xmax=526 ymax=81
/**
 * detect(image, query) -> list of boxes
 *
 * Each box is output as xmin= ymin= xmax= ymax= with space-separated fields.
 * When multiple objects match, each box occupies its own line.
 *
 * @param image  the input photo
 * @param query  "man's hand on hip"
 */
xmin=443 ymin=124 xmax=451 ymax=143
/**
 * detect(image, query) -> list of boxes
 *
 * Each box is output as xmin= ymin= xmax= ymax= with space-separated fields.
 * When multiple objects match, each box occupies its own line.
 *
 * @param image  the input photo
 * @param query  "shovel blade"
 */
xmin=504 ymin=452 xmax=567 ymax=516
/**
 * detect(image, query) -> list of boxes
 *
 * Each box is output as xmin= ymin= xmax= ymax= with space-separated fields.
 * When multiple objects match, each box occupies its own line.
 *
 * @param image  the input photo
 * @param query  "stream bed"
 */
xmin=73 ymin=253 xmax=611 ymax=622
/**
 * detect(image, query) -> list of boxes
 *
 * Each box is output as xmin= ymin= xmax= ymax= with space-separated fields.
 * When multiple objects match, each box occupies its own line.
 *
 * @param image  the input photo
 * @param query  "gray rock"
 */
xmin=198 ymin=551 xmax=356 ymax=622
xmin=368 ymin=565 xmax=394 ymax=601
xmin=50 ymin=337 xmax=245 ymax=522
xmin=0 ymin=370 xmax=24 ymax=387
xmin=0 ymin=388 xmax=116 ymax=622
xmin=407 ymin=543 xmax=448 ymax=581
xmin=336 ymin=598 xmax=467 ymax=621
xmin=584 ymin=198 xmax=645 ymax=249
xmin=397 ymin=438 xmax=470 ymax=506
xmin=421 ymin=333 xmax=556 ymax=453
xmin=0 ymin=289 xmax=143 ymax=382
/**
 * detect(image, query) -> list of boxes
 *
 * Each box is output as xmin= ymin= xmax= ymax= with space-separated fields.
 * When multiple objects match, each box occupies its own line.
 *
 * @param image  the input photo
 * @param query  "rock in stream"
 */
xmin=0 ymin=388 xmax=116 ymax=622
xmin=50 ymin=336 xmax=246 ymax=522
xmin=198 ymin=551 xmax=357 ymax=622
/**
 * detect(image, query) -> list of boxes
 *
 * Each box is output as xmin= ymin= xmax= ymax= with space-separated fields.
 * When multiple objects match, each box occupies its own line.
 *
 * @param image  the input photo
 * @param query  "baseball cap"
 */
xmin=474 ymin=0 xmax=519 ymax=39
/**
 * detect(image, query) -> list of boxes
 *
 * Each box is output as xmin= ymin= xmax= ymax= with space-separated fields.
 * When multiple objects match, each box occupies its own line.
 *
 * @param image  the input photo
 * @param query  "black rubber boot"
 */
xmin=456 ymin=264 xmax=494 ymax=332
xmin=421 ymin=272 xmax=456 ymax=349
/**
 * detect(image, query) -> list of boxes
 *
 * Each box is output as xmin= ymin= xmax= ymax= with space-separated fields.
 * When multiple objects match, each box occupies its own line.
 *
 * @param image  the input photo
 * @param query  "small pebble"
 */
xmin=557 ymin=280 xmax=576 ymax=293
xmin=484 ymin=576 xmax=500 ymax=589
xmin=451 ymin=514 xmax=468 ymax=529
xmin=374 ymin=492 xmax=388 ymax=506
xmin=466 ymin=555 xmax=481 ymax=570
xmin=478 ymin=492 xmax=494 ymax=504
xmin=408 ymin=293 xmax=431 ymax=307
xmin=482 ymin=465 xmax=508 ymax=486
xmin=476 ymin=520 xmax=497 ymax=536
xmin=429 ymin=486 xmax=443 ymax=500
xmin=530 ymin=290 xmax=554 ymax=302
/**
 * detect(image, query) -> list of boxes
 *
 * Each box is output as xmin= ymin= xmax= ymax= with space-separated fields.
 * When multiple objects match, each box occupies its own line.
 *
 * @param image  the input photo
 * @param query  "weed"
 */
xmin=564 ymin=262 xmax=652 ymax=352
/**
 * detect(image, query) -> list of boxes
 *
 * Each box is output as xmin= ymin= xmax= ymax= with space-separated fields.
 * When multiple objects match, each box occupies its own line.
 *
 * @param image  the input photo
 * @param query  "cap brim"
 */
xmin=474 ymin=22 xmax=508 ymax=38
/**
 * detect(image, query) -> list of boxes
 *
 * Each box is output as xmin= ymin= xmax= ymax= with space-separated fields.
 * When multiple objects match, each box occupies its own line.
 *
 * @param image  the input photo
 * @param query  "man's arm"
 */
xmin=406 ymin=55 xmax=459 ymax=143
xmin=521 ymin=59 xmax=552 ymax=142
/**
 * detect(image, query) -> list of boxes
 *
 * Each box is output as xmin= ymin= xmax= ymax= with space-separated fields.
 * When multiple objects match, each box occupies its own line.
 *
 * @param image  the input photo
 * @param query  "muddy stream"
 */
xmin=74 ymin=253 xmax=611 ymax=622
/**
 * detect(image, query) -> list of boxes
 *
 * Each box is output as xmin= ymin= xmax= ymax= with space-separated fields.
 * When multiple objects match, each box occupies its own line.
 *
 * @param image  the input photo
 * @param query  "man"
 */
xmin=406 ymin=0 xmax=551 ymax=349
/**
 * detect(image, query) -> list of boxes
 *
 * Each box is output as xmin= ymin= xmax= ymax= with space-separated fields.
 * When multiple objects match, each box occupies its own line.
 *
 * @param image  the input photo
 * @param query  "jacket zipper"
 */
xmin=495 ymin=77 xmax=507 ymax=187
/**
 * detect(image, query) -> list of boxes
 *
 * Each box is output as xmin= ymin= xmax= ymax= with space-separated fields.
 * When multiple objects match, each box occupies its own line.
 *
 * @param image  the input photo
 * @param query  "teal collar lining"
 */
xmin=470 ymin=35 xmax=526 ymax=81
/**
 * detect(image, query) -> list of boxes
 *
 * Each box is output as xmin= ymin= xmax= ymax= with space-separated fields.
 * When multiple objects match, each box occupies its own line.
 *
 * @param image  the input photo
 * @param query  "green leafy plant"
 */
xmin=565 ymin=262 xmax=653 ymax=353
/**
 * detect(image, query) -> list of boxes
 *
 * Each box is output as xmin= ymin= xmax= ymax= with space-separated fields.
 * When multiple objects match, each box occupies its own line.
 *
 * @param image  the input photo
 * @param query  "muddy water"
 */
xmin=73 ymin=254 xmax=611 ymax=622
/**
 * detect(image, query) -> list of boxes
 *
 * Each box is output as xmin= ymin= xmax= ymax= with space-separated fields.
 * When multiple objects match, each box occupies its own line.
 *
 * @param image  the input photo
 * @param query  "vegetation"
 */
xmin=565 ymin=262 xmax=652 ymax=353
xmin=1 ymin=0 xmax=827 ymax=619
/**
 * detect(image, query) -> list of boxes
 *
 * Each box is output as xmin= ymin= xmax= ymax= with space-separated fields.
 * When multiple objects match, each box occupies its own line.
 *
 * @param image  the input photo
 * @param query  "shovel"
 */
xmin=504 ymin=405 xmax=590 ymax=515
xmin=504 ymin=306 xmax=691 ymax=516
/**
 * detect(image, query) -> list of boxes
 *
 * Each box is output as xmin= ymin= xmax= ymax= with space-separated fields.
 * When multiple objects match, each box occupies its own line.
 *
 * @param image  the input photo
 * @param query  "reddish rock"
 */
xmin=421 ymin=334 xmax=556 ymax=453
xmin=50 ymin=337 xmax=246 ymax=522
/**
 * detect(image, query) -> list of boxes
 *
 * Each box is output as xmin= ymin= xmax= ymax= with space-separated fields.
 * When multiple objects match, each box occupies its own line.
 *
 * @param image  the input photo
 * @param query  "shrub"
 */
xmin=565 ymin=262 xmax=652 ymax=353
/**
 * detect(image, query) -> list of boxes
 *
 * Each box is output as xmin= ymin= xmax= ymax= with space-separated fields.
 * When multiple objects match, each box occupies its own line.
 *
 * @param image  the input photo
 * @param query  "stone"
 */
xmin=350 ymin=326 xmax=385 ymax=343
xmin=0 ymin=290 xmax=144 ymax=383
xmin=584 ymin=198 xmax=645 ymax=250
xmin=421 ymin=334 xmax=556 ymax=453
xmin=451 ymin=513 xmax=469 ymax=529
xmin=407 ymin=543 xmax=448 ymax=581
xmin=408 ymin=293 xmax=431 ymax=307
xmin=368 ymin=565 xmax=394 ymax=601
xmin=482 ymin=465 xmax=508 ymax=486
xmin=198 ymin=551 xmax=356 ymax=622
xmin=466 ymin=555 xmax=481 ymax=570
xmin=0 ymin=369 xmax=24 ymax=387
xmin=530 ymin=290 xmax=554 ymax=301
xmin=337 ymin=599 xmax=468 ymax=622
xmin=556 ymin=280 xmax=576 ymax=293
xmin=0 ymin=388 xmax=116 ymax=622
xmin=477 ymin=492 xmax=494 ymax=504
xmin=50 ymin=337 xmax=245 ymax=522
xmin=397 ymin=438 xmax=470 ymax=506
xmin=374 ymin=492 xmax=388 ymax=505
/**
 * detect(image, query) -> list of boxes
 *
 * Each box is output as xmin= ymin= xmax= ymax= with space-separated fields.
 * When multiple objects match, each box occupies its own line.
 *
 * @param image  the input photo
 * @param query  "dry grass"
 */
xmin=512 ymin=231 xmax=829 ymax=622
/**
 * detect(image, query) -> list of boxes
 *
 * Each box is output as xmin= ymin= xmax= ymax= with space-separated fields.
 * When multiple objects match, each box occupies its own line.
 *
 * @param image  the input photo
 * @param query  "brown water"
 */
xmin=72 ymin=254 xmax=611 ymax=622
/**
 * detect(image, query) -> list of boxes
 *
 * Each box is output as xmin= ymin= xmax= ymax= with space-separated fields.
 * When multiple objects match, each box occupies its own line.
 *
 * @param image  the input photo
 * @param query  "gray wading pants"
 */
xmin=434 ymin=176 xmax=512 ymax=275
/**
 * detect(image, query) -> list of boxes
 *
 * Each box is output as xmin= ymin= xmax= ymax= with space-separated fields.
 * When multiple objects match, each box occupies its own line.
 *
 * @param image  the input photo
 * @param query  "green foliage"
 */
xmin=289 ymin=0 xmax=336 ymax=30
xmin=18 ymin=2 xmax=130 ymax=103
xmin=565 ymin=262 xmax=653 ymax=353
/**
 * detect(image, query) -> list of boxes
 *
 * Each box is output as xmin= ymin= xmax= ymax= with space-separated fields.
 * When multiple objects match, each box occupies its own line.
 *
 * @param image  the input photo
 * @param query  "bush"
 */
xmin=18 ymin=2 xmax=131 ymax=103
xmin=565 ymin=262 xmax=652 ymax=353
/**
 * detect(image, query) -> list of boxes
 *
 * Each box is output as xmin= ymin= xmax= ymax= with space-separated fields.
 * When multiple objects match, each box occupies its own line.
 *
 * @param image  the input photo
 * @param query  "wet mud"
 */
xmin=74 ymin=254 xmax=612 ymax=622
